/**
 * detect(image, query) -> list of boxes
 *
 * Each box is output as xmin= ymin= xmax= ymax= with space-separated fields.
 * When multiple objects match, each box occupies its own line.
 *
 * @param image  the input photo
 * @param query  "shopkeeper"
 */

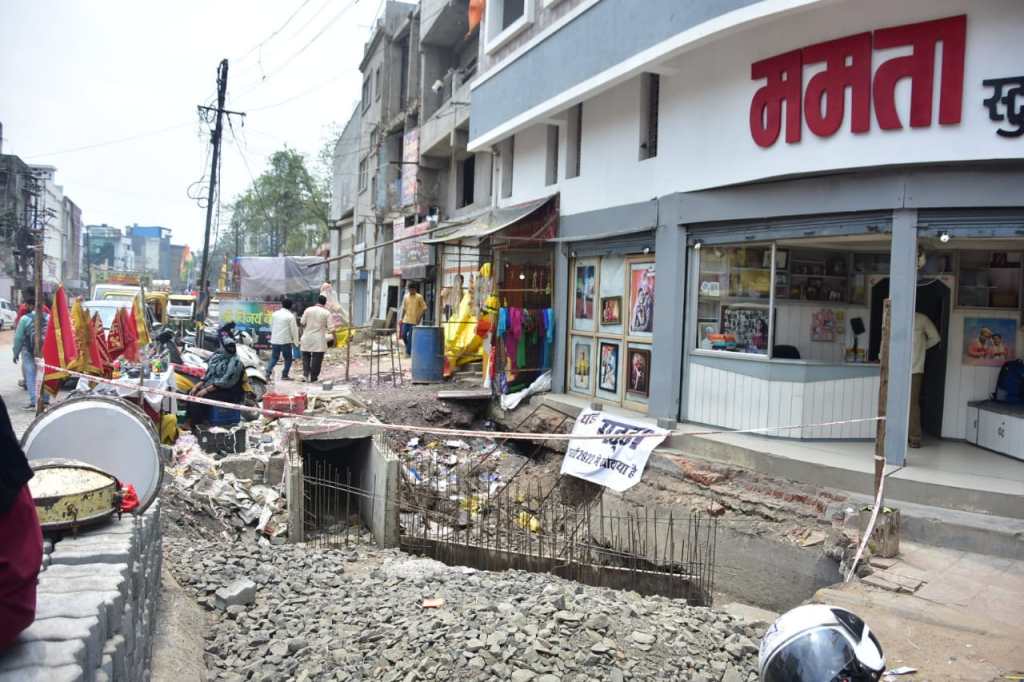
xmin=910 ymin=312 xmax=941 ymax=449
xmin=185 ymin=334 xmax=244 ymax=426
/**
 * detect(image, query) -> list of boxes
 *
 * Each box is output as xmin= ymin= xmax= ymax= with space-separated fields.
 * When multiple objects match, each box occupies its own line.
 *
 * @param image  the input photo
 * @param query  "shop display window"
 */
xmin=568 ymin=254 xmax=655 ymax=410
xmin=696 ymin=245 xmax=771 ymax=356
xmin=958 ymin=251 xmax=1021 ymax=309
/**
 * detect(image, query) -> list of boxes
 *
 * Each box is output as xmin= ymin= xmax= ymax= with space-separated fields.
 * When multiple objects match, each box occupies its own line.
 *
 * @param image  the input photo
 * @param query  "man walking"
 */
xmin=12 ymin=300 xmax=48 ymax=410
xmin=399 ymin=283 xmax=427 ymax=356
xmin=266 ymin=299 xmax=299 ymax=381
xmin=300 ymin=295 xmax=331 ymax=383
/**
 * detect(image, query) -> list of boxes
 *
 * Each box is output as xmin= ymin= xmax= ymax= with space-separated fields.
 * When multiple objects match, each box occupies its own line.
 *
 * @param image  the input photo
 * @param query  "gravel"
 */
xmin=164 ymin=537 xmax=761 ymax=681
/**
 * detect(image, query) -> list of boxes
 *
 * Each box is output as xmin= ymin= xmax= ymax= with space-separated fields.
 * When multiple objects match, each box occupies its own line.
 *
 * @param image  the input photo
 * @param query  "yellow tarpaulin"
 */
xmin=443 ymin=291 xmax=483 ymax=374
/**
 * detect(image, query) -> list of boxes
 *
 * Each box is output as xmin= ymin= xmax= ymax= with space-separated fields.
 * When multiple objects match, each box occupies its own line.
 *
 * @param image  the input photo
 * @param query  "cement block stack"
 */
xmin=0 ymin=502 xmax=163 ymax=682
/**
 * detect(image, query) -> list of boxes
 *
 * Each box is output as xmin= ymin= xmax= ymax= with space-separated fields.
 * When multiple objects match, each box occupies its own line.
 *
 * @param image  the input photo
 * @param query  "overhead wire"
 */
xmin=25 ymin=122 xmax=195 ymax=159
xmin=233 ymin=0 xmax=315 ymax=64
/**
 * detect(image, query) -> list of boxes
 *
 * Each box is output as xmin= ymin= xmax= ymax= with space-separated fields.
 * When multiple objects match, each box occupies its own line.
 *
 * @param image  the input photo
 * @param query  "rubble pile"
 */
xmin=165 ymin=538 xmax=762 ymax=682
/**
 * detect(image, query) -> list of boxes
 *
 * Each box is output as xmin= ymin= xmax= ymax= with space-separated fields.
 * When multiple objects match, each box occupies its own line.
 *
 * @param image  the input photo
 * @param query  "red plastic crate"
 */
xmin=262 ymin=393 xmax=307 ymax=415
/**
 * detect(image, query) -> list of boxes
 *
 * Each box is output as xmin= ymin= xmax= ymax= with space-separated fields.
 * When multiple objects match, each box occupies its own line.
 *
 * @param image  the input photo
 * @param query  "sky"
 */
xmin=0 ymin=0 xmax=383 ymax=249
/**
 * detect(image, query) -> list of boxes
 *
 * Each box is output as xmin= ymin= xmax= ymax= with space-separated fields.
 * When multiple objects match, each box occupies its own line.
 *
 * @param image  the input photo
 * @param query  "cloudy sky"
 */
xmin=1 ymin=0 xmax=382 ymax=248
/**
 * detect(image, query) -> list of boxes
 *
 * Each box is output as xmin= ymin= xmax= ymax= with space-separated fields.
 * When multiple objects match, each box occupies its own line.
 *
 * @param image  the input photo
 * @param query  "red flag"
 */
xmin=92 ymin=312 xmax=112 ymax=375
xmin=122 ymin=304 xmax=139 ymax=362
xmin=42 ymin=286 xmax=78 ymax=396
xmin=107 ymin=308 xmax=126 ymax=362
xmin=468 ymin=0 xmax=484 ymax=35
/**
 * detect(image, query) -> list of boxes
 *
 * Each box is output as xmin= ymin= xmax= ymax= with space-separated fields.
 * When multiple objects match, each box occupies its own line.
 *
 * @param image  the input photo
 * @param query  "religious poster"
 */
xmin=571 ymin=338 xmax=593 ymax=392
xmin=600 ymin=297 xmax=621 ymax=325
xmin=574 ymin=264 xmax=596 ymax=321
xmin=599 ymin=341 xmax=619 ymax=393
xmin=560 ymin=409 xmax=669 ymax=492
xmin=963 ymin=317 xmax=1017 ymax=367
xmin=627 ymin=347 xmax=651 ymax=397
xmin=629 ymin=263 xmax=655 ymax=335
xmin=811 ymin=308 xmax=840 ymax=342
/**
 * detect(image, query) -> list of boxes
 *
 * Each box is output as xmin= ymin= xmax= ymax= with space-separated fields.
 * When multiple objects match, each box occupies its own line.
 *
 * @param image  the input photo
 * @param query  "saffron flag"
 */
xmin=69 ymin=298 xmax=103 ymax=375
xmin=107 ymin=308 xmax=126 ymax=362
xmin=468 ymin=0 xmax=484 ymax=35
xmin=133 ymin=294 xmax=151 ymax=347
xmin=42 ymin=286 xmax=78 ymax=396
xmin=92 ymin=312 xmax=111 ymax=374
xmin=122 ymin=306 xmax=140 ymax=363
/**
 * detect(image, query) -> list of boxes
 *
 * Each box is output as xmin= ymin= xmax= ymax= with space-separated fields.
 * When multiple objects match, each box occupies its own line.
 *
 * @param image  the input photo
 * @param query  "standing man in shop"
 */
xmin=399 ymin=283 xmax=427 ymax=356
xmin=300 ymin=295 xmax=331 ymax=383
xmin=909 ymin=311 xmax=941 ymax=449
xmin=266 ymin=299 xmax=299 ymax=381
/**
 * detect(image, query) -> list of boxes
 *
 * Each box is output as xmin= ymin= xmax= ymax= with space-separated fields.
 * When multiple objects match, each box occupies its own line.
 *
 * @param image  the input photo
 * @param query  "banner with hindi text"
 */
xmin=559 ymin=409 xmax=668 ymax=492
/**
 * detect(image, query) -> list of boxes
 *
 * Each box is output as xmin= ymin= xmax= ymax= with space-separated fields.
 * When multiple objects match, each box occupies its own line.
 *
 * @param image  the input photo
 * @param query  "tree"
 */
xmin=215 ymin=147 xmax=329 ymax=260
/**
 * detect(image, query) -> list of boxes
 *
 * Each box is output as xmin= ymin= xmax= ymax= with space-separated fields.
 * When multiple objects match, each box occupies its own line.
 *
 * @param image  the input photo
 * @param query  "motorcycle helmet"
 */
xmin=759 ymin=604 xmax=884 ymax=682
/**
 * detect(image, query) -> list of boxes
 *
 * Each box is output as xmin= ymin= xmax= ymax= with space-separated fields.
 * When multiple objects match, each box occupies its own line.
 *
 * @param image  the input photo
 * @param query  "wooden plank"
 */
xmin=436 ymin=389 xmax=494 ymax=400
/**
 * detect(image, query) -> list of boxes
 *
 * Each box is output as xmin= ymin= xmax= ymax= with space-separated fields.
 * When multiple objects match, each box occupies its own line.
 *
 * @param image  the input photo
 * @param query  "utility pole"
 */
xmin=195 ymin=59 xmax=245 ymax=320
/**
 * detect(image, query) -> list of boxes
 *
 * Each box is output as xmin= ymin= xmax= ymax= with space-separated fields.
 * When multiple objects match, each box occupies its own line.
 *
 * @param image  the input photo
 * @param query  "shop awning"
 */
xmin=423 ymin=195 xmax=555 ymax=245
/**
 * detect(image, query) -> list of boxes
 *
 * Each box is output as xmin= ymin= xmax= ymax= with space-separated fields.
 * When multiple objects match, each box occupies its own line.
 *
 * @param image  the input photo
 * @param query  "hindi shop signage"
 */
xmin=218 ymin=300 xmax=281 ymax=349
xmin=749 ymin=14 xmax=966 ymax=147
xmin=394 ymin=221 xmax=432 ymax=277
xmin=983 ymin=76 xmax=1024 ymax=138
xmin=559 ymin=410 xmax=668 ymax=492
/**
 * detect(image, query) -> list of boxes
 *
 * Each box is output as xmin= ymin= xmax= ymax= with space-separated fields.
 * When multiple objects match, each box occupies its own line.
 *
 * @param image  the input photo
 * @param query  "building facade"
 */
xmin=467 ymin=0 xmax=1024 ymax=465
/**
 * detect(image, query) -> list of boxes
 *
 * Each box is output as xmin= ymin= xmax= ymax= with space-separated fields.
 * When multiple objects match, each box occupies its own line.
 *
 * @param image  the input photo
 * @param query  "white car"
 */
xmin=83 ymin=299 xmax=132 ymax=330
xmin=0 ymin=298 xmax=16 ymax=331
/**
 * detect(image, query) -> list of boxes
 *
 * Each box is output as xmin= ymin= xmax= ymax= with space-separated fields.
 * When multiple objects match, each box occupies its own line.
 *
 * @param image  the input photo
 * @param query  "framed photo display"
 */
xmin=628 ymin=262 xmax=655 ymax=336
xmin=626 ymin=347 xmax=651 ymax=397
xmin=570 ymin=337 xmax=594 ymax=392
xmin=598 ymin=341 xmax=620 ymax=394
xmin=600 ymin=296 xmax=622 ymax=325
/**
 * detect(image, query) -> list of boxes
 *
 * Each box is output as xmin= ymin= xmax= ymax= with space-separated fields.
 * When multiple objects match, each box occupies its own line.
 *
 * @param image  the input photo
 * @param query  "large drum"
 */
xmin=21 ymin=396 xmax=163 ymax=514
xmin=28 ymin=460 xmax=121 ymax=532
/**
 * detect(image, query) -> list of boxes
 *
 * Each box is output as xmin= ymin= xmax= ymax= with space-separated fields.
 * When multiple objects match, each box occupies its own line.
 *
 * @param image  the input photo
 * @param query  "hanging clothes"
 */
xmin=542 ymin=308 xmax=554 ymax=369
xmin=506 ymin=308 xmax=523 ymax=371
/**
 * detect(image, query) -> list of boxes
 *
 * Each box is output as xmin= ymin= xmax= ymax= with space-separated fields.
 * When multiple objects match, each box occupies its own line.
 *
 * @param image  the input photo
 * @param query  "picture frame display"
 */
xmin=571 ymin=338 xmax=594 ymax=392
xmin=598 ymin=341 xmax=619 ymax=393
xmin=628 ymin=263 xmax=655 ymax=336
xmin=600 ymin=296 xmax=622 ymax=325
xmin=626 ymin=348 xmax=651 ymax=397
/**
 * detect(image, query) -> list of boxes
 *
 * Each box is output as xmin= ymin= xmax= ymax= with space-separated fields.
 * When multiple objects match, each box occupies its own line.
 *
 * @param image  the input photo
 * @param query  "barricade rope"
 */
xmin=36 ymin=361 xmax=885 ymax=443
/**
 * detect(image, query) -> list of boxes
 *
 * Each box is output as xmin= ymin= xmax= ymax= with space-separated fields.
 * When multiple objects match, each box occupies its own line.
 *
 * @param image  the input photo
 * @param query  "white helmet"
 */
xmin=759 ymin=604 xmax=885 ymax=682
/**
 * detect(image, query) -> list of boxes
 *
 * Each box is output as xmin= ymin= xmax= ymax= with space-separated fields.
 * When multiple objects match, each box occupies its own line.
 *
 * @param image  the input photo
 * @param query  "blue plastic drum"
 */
xmin=410 ymin=325 xmax=444 ymax=383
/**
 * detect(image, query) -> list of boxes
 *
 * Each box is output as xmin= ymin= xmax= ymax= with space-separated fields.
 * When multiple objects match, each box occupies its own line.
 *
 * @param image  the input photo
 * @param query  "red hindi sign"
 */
xmin=749 ymin=14 xmax=966 ymax=147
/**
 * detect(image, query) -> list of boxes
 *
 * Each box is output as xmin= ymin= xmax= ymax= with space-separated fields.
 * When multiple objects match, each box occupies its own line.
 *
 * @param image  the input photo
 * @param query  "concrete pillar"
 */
xmin=884 ymin=209 xmax=918 ymax=465
xmin=648 ymin=224 xmax=686 ymax=421
xmin=551 ymin=242 xmax=569 ymax=393
xmin=286 ymin=454 xmax=305 ymax=543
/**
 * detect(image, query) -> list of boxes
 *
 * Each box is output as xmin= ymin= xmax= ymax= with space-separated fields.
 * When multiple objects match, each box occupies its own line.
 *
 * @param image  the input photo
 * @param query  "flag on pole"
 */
xmin=122 ymin=306 xmax=140 ymax=362
xmin=69 ymin=298 xmax=103 ymax=375
xmin=107 ymin=308 xmax=126 ymax=362
xmin=91 ymin=312 xmax=111 ymax=374
xmin=42 ymin=286 xmax=78 ymax=396
xmin=133 ymin=294 xmax=151 ymax=347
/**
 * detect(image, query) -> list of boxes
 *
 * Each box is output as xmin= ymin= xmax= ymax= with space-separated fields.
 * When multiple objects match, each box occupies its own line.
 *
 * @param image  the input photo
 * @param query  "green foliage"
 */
xmin=215 ymin=147 xmax=329 ymax=260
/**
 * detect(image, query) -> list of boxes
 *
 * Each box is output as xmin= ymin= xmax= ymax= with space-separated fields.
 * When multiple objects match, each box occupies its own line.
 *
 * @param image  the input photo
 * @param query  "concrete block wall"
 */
xmin=0 ymin=502 xmax=163 ymax=682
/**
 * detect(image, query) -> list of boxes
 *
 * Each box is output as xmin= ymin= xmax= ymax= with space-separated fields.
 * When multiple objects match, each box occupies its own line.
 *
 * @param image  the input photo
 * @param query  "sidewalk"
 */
xmin=815 ymin=543 xmax=1024 ymax=681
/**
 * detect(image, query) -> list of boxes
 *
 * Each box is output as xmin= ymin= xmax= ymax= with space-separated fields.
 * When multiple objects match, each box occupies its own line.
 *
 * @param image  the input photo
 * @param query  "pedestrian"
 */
xmin=266 ymin=299 xmax=299 ymax=381
xmin=399 ymin=283 xmax=427 ymax=357
xmin=0 ymin=396 xmax=44 ymax=650
xmin=11 ymin=299 xmax=49 ymax=411
xmin=300 ymin=295 xmax=331 ymax=382
xmin=184 ymin=334 xmax=245 ymax=427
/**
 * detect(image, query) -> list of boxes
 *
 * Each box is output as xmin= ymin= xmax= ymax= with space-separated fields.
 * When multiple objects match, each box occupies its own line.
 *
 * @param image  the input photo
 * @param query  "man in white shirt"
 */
xmin=266 ymin=299 xmax=299 ymax=380
xmin=300 ymin=295 xmax=332 ymax=382
xmin=909 ymin=311 xmax=941 ymax=448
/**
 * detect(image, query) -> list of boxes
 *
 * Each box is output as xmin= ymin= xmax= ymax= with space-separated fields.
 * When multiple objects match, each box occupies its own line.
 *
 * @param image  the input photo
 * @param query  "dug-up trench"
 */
xmin=387 ymin=391 xmax=862 ymax=614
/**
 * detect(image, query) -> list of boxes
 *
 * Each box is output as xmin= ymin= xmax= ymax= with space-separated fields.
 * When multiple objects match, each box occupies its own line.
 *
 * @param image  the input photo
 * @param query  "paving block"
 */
xmin=38 ymin=574 xmax=128 ymax=605
xmin=103 ymin=634 xmax=127 ymax=681
xmin=50 ymin=546 xmax=133 ymax=568
xmin=35 ymin=590 xmax=124 ymax=636
xmin=0 ymin=664 xmax=84 ymax=682
xmin=17 ymin=615 xmax=104 ymax=671
xmin=0 ymin=639 xmax=86 ymax=672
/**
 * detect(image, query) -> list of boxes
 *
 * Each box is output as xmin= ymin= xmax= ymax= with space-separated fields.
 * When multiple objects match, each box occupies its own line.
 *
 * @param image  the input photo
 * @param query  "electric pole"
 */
xmin=195 ymin=59 xmax=244 ymax=320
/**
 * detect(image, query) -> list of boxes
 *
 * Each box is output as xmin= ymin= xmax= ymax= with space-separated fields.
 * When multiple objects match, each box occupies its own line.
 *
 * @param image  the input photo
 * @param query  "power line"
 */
xmin=233 ymin=0 xmax=315 ymax=64
xmin=245 ymin=73 xmax=348 ymax=112
xmin=25 ymin=122 xmax=194 ymax=159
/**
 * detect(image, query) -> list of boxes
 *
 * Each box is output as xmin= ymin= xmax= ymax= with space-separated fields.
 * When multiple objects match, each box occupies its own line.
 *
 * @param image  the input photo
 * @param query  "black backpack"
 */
xmin=994 ymin=359 xmax=1024 ymax=404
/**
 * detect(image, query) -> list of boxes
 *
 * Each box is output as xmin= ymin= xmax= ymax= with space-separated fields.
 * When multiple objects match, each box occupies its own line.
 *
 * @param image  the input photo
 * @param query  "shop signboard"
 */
xmin=560 ymin=409 xmax=668 ymax=492
xmin=218 ymin=300 xmax=281 ymax=349
xmin=394 ymin=221 xmax=431 ymax=277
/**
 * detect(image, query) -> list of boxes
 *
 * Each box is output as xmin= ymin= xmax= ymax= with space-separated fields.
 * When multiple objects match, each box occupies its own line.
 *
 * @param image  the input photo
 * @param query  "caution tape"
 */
xmin=36 ymin=361 xmax=884 ymax=443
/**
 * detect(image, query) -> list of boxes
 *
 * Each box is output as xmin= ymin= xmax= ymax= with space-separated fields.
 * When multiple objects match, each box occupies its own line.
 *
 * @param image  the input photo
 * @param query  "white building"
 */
xmin=29 ymin=164 xmax=65 ymax=288
xmin=467 ymin=0 xmax=1024 ymax=481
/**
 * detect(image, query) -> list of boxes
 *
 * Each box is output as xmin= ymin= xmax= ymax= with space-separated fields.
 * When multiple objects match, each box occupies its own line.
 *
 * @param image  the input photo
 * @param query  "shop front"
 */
xmin=678 ymin=208 xmax=1024 ymax=465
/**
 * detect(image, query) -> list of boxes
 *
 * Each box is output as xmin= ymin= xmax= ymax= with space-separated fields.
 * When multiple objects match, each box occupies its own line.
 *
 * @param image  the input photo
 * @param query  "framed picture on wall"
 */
xmin=629 ymin=263 xmax=655 ymax=335
xmin=598 ymin=341 xmax=619 ymax=393
xmin=571 ymin=338 xmax=594 ymax=392
xmin=626 ymin=348 xmax=651 ymax=397
xmin=600 ymin=296 xmax=622 ymax=325
xmin=575 ymin=264 xmax=596 ymax=321
xmin=963 ymin=317 xmax=1017 ymax=366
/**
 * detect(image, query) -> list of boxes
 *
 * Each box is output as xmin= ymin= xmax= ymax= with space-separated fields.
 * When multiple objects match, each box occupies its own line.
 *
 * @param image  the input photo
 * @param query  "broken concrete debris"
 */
xmin=165 ymin=538 xmax=760 ymax=682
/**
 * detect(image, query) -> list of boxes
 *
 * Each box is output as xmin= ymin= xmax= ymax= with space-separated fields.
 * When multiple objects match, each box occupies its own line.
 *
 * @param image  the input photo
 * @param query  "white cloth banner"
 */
xmin=559 ymin=409 xmax=668 ymax=492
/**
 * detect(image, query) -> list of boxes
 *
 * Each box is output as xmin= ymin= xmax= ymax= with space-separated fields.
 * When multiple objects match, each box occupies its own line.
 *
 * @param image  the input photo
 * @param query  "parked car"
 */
xmin=0 ymin=298 xmax=15 ymax=330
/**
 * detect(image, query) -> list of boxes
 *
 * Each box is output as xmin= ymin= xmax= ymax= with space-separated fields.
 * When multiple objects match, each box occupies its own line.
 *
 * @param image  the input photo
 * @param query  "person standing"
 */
xmin=0 ymin=396 xmax=44 ymax=649
xmin=399 ymin=283 xmax=427 ymax=357
xmin=300 ymin=295 xmax=331 ymax=382
xmin=12 ymin=300 xmax=48 ymax=411
xmin=266 ymin=299 xmax=299 ymax=381
xmin=909 ymin=311 xmax=941 ymax=448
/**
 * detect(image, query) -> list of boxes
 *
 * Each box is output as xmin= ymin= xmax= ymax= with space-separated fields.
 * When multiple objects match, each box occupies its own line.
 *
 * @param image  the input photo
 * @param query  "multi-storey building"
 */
xmin=466 ymin=0 xmax=1024 ymax=468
